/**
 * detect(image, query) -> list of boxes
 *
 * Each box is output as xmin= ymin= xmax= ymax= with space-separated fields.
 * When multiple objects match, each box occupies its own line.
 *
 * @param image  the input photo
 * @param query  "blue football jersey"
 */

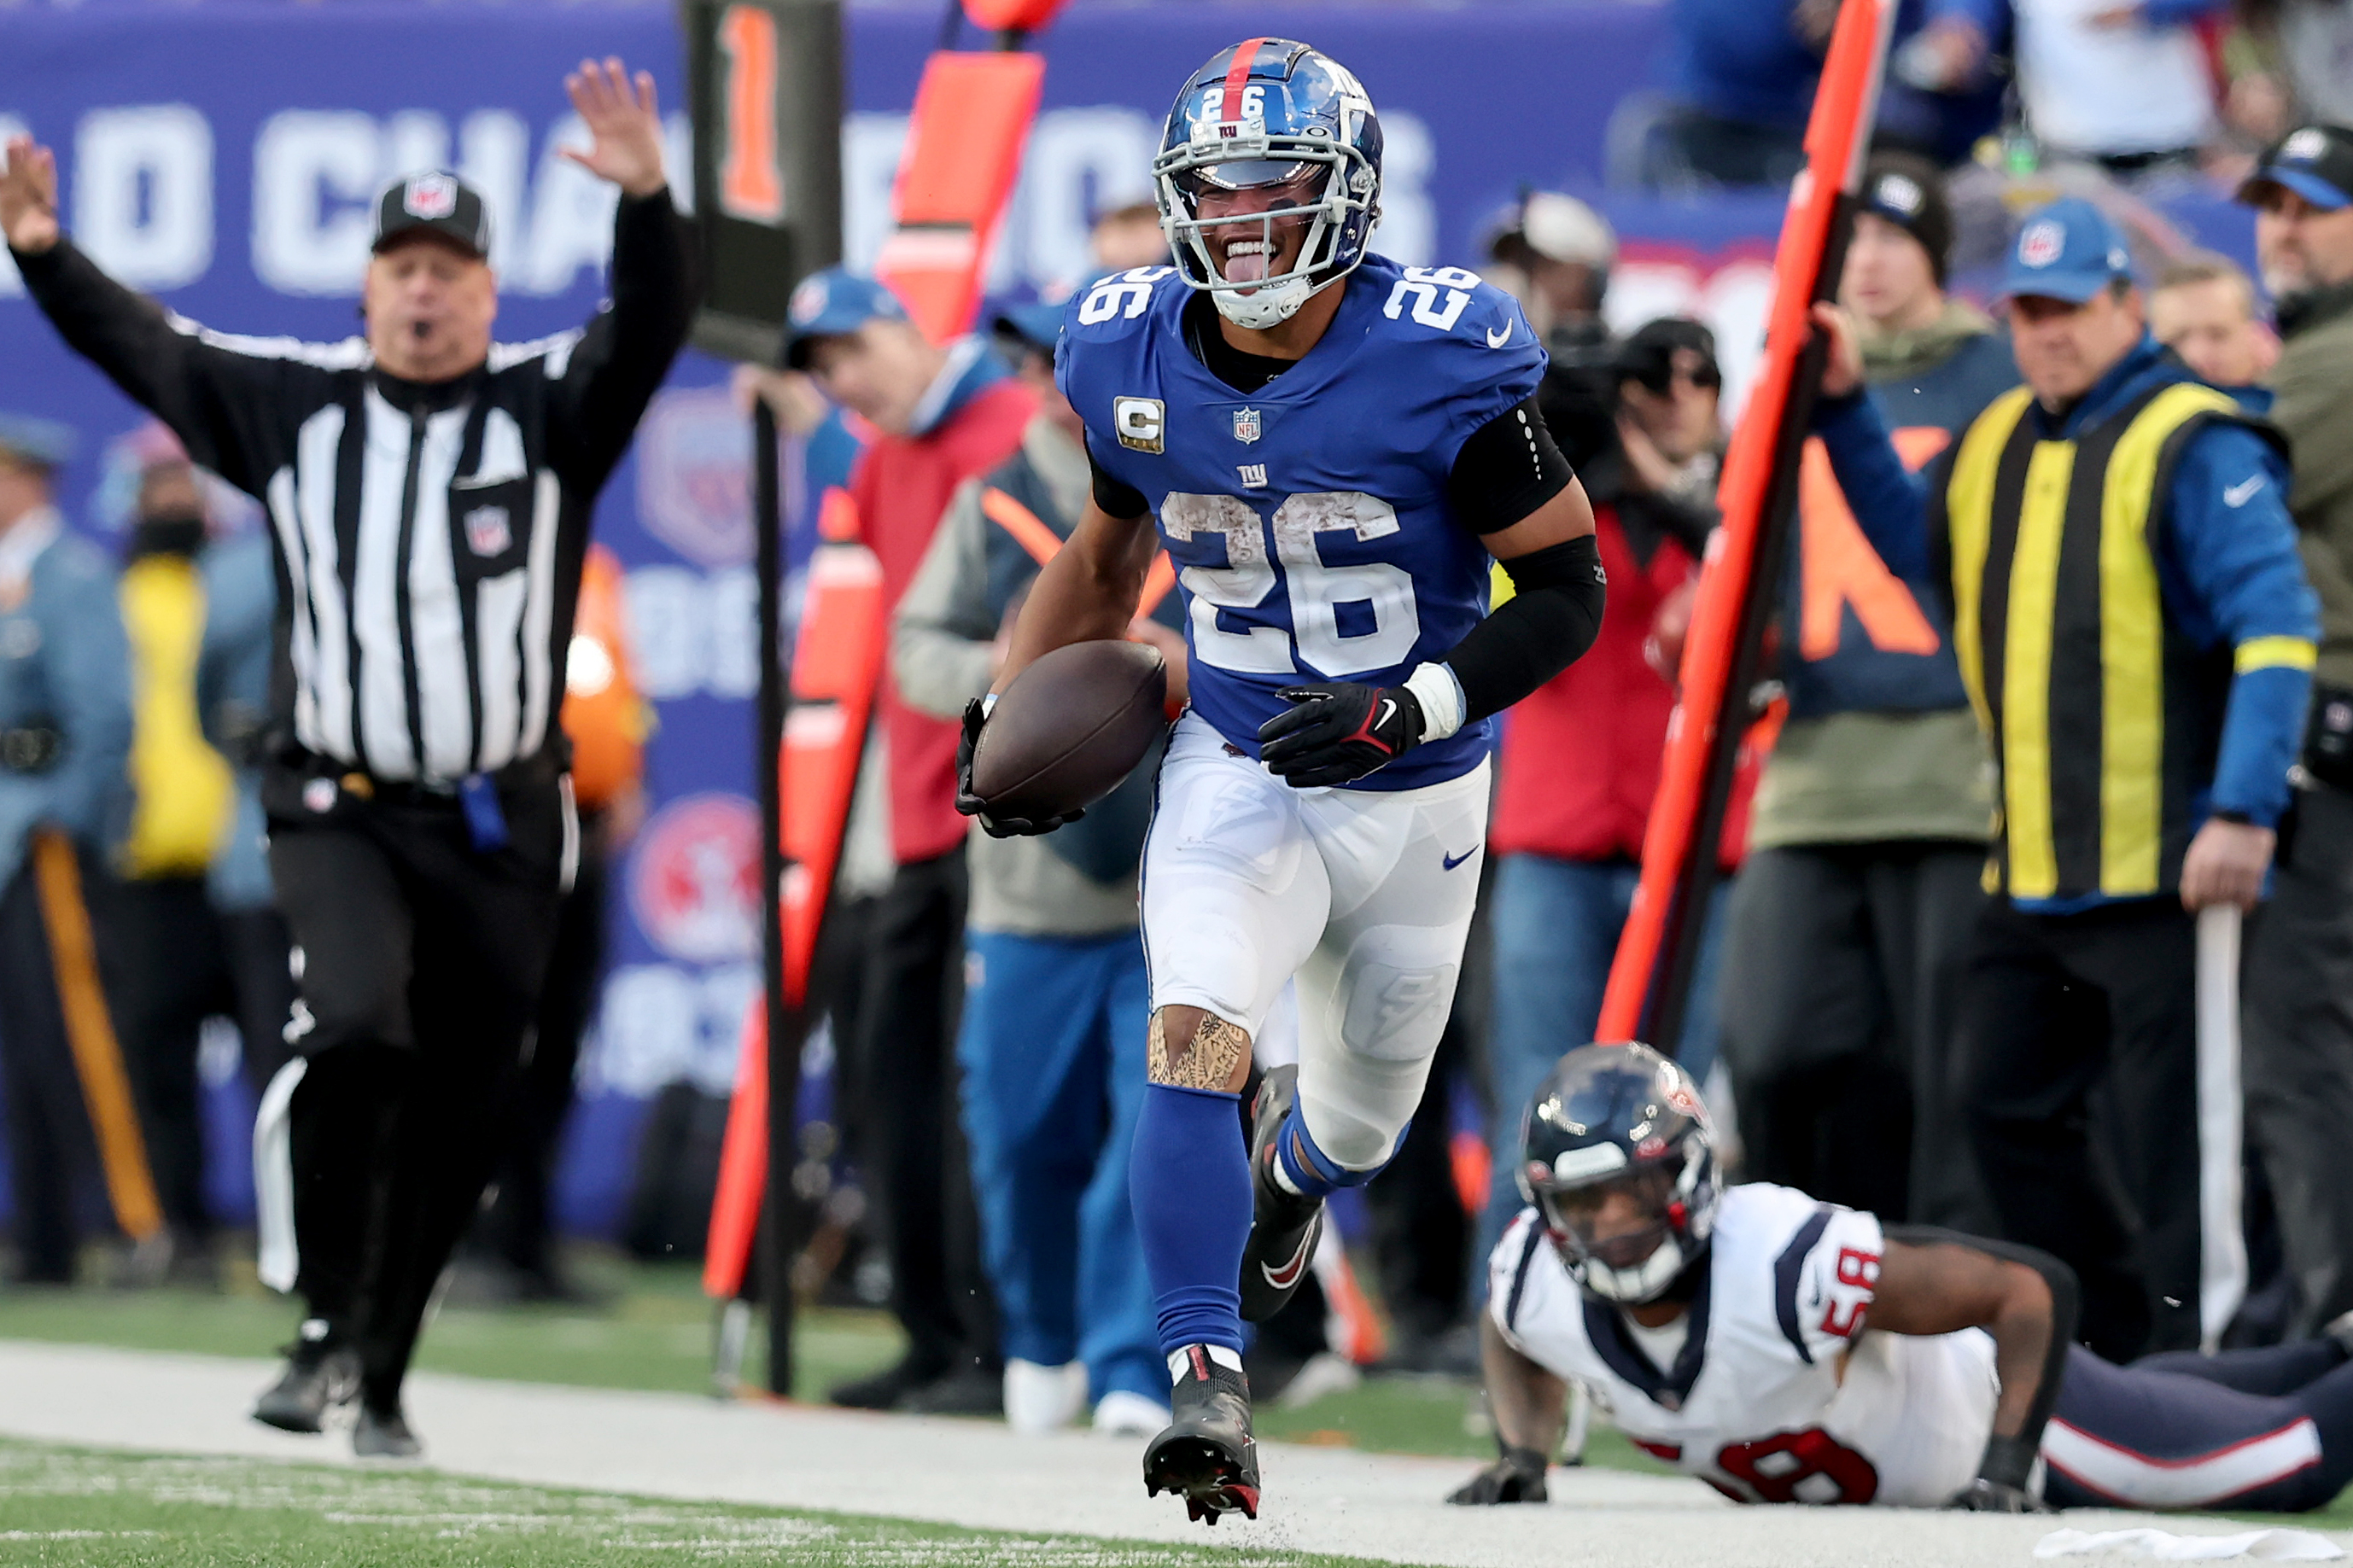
xmin=1058 ymin=254 xmax=1545 ymax=790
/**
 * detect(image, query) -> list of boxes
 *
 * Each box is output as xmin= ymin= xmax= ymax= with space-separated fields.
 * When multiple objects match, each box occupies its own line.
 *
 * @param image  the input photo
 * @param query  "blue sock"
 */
xmin=1130 ymin=1082 xmax=1250 ymax=1357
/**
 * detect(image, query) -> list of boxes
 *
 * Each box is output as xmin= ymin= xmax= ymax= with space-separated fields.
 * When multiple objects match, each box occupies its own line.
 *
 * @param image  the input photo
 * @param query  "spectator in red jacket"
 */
xmin=783 ymin=268 xmax=1036 ymax=1414
xmin=1474 ymin=327 xmax=1739 ymax=1269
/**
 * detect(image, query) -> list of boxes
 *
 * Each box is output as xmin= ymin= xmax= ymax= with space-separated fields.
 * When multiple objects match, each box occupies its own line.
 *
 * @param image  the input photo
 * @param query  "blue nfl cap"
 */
xmin=989 ymin=300 xmax=1065 ymax=355
xmin=2237 ymin=125 xmax=2353 ymax=213
xmin=0 ymin=413 xmax=77 ymax=472
xmin=780 ymin=267 xmax=911 ymax=370
xmin=2001 ymin=197 xmax=2135 ymax=305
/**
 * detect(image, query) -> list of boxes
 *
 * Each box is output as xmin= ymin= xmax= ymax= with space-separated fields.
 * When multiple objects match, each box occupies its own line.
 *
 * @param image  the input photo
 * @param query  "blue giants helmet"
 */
xmin=1152 ymin=38 xmax=1383 ymax=330
xmin=1517 ymin=1044 xmax=1721 ymax=1305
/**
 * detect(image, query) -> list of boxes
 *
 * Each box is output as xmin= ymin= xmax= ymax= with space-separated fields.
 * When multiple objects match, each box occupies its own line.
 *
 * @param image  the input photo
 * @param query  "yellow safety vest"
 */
xmin=119 ymin=553 xmax=235 ymax=878
xmin=1938 ymin=380 xmax=2278 ymax=901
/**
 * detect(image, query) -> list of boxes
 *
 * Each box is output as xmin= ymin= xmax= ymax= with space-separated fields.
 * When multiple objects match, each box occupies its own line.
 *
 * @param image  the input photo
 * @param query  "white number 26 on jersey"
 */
xmin=1159 ymin=492 xmax=1422 ymax=677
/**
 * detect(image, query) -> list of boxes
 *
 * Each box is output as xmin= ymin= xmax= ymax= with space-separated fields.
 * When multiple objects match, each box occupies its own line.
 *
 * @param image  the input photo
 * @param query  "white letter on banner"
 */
xmin=458 ymin=110 xmax=529 ymax=278
xmin=1013 ymin=108 xmax=1158 ymax=292
xmin=253 ymin=110 xmax=379 ymax=295
xmin=76 ymin=105 xmax=214 ymax=290
xmin=840 ymin=113 xmax=909 ymax=273
xmin=1367 ymin=111 xmax=1433 ymax=268
xmin=520 ymin=114 xmax=616 ymax=296
xmin=380 ymin=111 xmax=452 ymax=192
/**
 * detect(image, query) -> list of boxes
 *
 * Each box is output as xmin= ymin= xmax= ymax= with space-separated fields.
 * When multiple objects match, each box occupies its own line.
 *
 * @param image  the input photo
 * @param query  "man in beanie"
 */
xmin=1811 ymin=195 xmax=2319 ymax=1357
xmin=1719 ymin=151 xmax=2015 ymax=1230
xmin=2233 ymin=125 xmax=2353 ymax=1341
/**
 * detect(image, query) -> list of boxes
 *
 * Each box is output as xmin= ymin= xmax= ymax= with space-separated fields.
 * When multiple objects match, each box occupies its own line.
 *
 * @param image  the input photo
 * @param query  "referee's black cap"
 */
xmin=372 ymin=171 xmax=492 ymax=259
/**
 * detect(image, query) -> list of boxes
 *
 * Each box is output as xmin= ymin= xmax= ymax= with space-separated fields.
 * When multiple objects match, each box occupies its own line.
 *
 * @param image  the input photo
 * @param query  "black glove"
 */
xmin=1446 ymin=1445 xmax=1550 ymax=1506
xmin=1945 ymin=1478 xmax=2048 ymax=1513
xmin=953 ymin=698 xmax=1084 ymax=838
xmin=1255 ymin=682 xmax=1425 ymax=788
xmin=1947 ymin=1434 xmax=2050 ymax=1512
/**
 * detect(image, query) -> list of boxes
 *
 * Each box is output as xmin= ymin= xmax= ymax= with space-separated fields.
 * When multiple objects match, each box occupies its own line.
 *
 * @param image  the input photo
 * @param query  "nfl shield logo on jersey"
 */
xmin=464 ymin=504 xmax=512 ymax=556
xmin=1232 ymin=407 xmax=1262 ymax=444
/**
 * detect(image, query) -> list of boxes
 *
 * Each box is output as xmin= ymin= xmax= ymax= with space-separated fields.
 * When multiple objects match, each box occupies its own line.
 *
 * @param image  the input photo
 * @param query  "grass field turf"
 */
xmin=0 ymin=1438 xmax=1404 ymax=1567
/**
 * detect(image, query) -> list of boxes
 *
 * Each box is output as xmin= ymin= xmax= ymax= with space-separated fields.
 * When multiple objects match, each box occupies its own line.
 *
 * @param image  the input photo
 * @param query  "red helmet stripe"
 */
xmin=1221 ymin=38 xmax=1266 ymax=121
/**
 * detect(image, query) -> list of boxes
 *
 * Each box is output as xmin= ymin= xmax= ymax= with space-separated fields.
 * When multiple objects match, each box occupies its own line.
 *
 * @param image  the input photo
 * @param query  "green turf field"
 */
xmin=0 ymin=1251 xmax=1672 ymax=1474
xmin=0 ymin=1438 xmax=1403 ymax=1567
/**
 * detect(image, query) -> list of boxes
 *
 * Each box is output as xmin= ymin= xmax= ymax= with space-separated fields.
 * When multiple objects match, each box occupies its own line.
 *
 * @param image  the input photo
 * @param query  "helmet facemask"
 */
xmin=1526 ymin=1144 xmax=1717 ymax=1306
xmin=1153 ymin=129 xmax=1378 ymax=330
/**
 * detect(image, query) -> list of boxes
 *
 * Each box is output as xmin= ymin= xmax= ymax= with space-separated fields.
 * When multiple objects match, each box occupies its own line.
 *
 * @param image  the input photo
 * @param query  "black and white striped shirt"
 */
xmin=14 ymin=191 xmax=694 ymax=784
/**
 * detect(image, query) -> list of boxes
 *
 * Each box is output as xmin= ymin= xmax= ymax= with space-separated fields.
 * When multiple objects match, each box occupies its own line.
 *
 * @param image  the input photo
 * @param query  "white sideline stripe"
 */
xmin=252 ymin=1057 xmax=308 ymax=1293
xmin=2042 ymin=1415 xmax=2321 ymax=1508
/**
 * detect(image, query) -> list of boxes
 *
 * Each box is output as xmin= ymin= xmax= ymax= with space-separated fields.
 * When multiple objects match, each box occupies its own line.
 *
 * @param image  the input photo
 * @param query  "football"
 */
xmin=970 ymin=639 xmax=1170 ymax=824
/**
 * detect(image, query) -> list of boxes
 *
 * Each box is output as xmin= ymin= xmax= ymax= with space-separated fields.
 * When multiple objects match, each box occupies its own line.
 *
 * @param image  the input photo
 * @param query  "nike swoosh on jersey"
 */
xmin=1486 ymin=323 xmax=1513 ymax=348
xmin=2224 ymin=475 xmax=2266 ymax=507
xmin=1443 ymin=846 xmax=1478 ymax=871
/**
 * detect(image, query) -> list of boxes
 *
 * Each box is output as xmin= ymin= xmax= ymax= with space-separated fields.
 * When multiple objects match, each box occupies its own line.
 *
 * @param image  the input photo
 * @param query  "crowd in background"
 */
xmin=9 ymin=0 xmax=2353 ymax=1446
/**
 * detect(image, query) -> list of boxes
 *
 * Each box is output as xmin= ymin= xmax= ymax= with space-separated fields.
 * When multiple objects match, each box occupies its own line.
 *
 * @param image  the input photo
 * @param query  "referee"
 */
xmin=1 ymin=59 xmax=694 ymax=1455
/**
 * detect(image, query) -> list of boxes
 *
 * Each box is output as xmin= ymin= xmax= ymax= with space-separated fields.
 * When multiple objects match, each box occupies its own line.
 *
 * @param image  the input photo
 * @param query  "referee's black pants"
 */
xmin=263 ymin=767 xmax=569 ymax=1410
xmin=1963 ymin=895 xmax=2200 ymax=1361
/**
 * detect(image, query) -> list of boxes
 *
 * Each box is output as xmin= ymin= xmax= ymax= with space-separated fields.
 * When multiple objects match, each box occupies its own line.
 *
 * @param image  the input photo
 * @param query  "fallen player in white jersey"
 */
xmin=1455 ymin=1043 xmax=2353 ymax=1513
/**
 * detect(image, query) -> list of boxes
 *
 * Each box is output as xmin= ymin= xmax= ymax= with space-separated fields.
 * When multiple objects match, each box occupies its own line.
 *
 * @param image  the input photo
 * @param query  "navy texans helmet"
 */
xmin=1153 ymin=38 xmax=1383 ymax=330
xmin=1517 ymin=1043 xmax=1720 ymax=1305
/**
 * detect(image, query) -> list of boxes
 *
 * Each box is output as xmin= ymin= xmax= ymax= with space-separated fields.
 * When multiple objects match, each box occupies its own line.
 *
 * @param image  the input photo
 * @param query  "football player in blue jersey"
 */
xmin=957 ymin=38 xmax=1608 ymax=1523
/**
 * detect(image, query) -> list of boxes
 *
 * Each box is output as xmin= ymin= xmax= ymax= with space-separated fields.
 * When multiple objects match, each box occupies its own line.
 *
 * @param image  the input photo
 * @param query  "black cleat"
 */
xmin=1142 ymin=1344 xmax=1260 ymax=1525
xmin=251 ymin=1324 xmax=359 ymax=1435
xmin=353 ymin=1403 xmax=423 ymax=1460
xmin=1239 ymin=1064 xmax=1323 ymax=1324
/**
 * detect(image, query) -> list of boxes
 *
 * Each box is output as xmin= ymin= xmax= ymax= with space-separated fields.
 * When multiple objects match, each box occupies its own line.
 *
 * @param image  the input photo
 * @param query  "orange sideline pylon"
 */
xmin=1596 ymin=0 xmax=1899 ymax=1048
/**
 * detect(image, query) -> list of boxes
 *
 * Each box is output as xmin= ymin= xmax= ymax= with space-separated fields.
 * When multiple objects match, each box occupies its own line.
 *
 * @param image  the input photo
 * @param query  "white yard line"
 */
xmin=0 ymin=1340 xmax=2329 ymax=1567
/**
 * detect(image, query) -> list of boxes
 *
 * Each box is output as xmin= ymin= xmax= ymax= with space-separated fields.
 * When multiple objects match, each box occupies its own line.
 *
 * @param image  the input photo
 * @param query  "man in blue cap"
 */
xmin=0 ymin=412 xmax=135 ymax=1286
xmin=2233 ymin=125 xmax=2353 ymax=1346
xmin=1808 ymin=195 xmax=2321 ymax=1358
xmin=782 ymin=266 xmax=1036 ymax=1413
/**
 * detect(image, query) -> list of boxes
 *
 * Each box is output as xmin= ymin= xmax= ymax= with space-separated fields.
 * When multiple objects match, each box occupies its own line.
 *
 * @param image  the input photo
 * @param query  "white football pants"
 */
xmin=1141 ymin=711 xmax=1490 ymax=1173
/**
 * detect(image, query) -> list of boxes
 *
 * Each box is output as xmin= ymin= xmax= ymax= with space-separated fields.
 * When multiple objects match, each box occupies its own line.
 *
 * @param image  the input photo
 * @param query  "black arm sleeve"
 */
xmin=11 ymin=238 xmax=301 ymax=497
xmin=548 ymin=189 xmax=700 ymax=495
xmin=1448 ymin=397 xmax=1576 ymax=537
xmin=1883 ymin=1225 xmax=2079 ymax=1488
xmin=1443 ymin=533 xmax=1605 ymax=723
xmin=1086 ymin=434 xmax=1150 ymax=521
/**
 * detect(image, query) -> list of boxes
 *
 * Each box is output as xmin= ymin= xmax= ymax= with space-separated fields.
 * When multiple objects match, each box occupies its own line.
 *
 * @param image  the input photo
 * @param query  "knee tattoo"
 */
xmin=1148 ymin=1008 xmax=1251 ymax=1092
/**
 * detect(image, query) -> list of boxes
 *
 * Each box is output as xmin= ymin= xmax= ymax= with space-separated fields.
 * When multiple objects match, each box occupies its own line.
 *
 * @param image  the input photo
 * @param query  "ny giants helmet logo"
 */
xmin=404 ymin=173 xmax=458 ymax=220
xmin=628 ymin=793 xmax=762 ymax=963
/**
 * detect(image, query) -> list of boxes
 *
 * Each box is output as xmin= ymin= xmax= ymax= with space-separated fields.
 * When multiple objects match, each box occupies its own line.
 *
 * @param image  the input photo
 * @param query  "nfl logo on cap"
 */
xmin=788 ymin=275 xmax=828 ymax=328
xmin=404 ymin=173 xmax=458 ymax=221
xmin=1232 ymin=407 xmax=1262 ymax=444
xmin=2285 ymin=127 xmax=2330 ymax=163
xmin=1876 ymin=172 xmax=1924 ymax=218
xmin=2018 ymin=219 xmax=2065 ymax=269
